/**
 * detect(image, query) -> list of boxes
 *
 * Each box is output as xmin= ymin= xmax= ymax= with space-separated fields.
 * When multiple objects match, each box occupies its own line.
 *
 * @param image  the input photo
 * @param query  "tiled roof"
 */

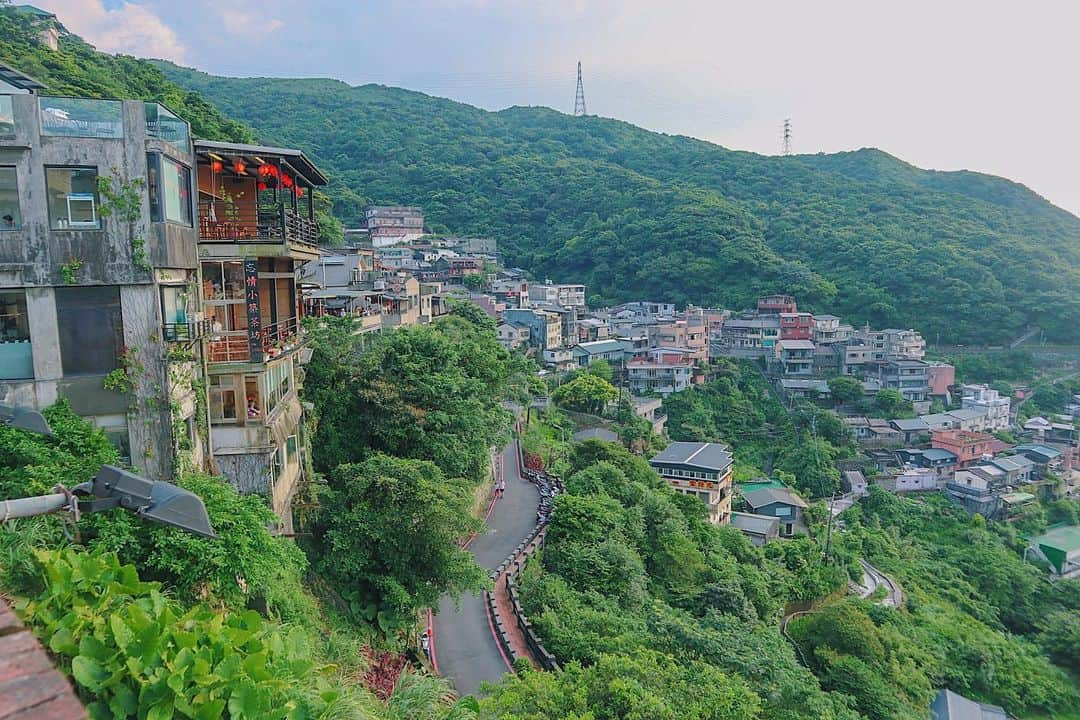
xmin=650 ymin=442 xmax=732 ymax=471
xmin=743 ymin=487 xmax=809 ymax=509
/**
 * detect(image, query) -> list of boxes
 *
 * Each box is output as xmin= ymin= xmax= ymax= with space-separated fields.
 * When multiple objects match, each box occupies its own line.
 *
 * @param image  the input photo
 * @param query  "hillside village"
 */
xmin=0 ymin=11 xmax=1079 ymax=720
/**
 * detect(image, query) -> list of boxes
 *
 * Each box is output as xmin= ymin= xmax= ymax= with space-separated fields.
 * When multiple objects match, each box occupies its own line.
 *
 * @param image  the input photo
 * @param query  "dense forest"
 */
xmin=152 ymin=64 xmax=1080 ymax=344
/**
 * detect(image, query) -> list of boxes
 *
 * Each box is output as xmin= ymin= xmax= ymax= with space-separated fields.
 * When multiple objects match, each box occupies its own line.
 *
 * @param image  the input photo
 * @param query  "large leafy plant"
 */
xmin=17 ymin=547 xmax=355 ymax=720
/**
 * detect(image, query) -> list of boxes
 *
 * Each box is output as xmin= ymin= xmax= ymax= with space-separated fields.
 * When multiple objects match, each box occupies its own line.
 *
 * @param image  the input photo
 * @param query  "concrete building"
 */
xmin=779 ymin=312 xmax=814 ymax=341
xmin=503 ymin=308 xmax=563 ymax=352
xmin=858 ymin=327 xmax=927 ymax=360
xmin=756 ymin=294 xmax=798 ymax=315
xmin=878 ymin=359 xmax=931 ymax=409
xmin=626 ymin=349 xmax=695 ymax=396
xmin=657 ymin=317 xmax=708 ymax=361
xmin=528 ymin=283 xmax=586 ymax=308
xmin=812 ymin=314 xmax=854 ymax=345
xmin=496 ymin=321 xmax=530 ymax=351
xmin=730 ymin=512 xmax=780 ymax=546
xmin=0 ymin=89 xmax=209 ymax=481
xmin=650 ymin=441 xmax=734 ymax=525
xmin=930 ymin=689 xmax=1011 ymax=720
xmin=571 ymin=339 xmax=625 ymax=368
xmin=961 ymin=384 xmax=1011 ymax=431
xmin=932 ymin=429 xmax=995 ymax=468
xmin=926 ymin=362 xmax=956 ymax=402
xmin=775 ymin=339 xmax=816 ymax=376
xmin=364 ymin=206 xmax=424 ymax=247
xmin=194 ymin=139 xmax=327 ymax=530
xmin=720 ymin=314 xmax=780 ymax=356
xmin=741 ymin=486 xmax=808 ymax=536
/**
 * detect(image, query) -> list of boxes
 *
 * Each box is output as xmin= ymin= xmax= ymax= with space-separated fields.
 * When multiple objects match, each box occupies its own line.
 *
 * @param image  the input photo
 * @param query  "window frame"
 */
xmin=0 ymin=166 xmax=21 ymax=230
xmin=147 ymin=152 xmax=193 ymax=226
xmin=45 ymin=165 xmax=101 ymax=231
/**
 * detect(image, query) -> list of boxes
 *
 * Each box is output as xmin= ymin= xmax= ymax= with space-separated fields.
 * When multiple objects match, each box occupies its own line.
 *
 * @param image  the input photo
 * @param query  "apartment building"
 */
xmin=626 ymin=349 xmax=695 ymax=396
xmin=858 ymin=327 xmax=926 ymax=360
xmin=757 ymin=294 xmax=798 ymax=315
xmin=779 ymin=312 xmax=814 ymax=341
xmin=811 ymin=314 xmax=854 ymax=345
xmin=657 ymin=318 xmax=708 ymax=361
xmin=961 ymin=384 xmax=1011 ymax=431
xmin=0 ymin=85 xmax=208 ymax=479
xmin=528 ymin=283 xmax=586 ymax=308
xmin=364 ymin=205 xmax=424 ymax=247
xmin=503 ymin=308 xmax=563 ymax=352
xmin=649 ymin=441 xmax=734 ymax=525
xmin=878 ymin=359 xmax=931 ymax=409
xmin=194 ymin=139 xmax=327 ymax=531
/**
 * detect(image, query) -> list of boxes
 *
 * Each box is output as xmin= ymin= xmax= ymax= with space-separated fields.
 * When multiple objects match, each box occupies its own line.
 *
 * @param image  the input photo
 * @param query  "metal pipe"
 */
xmin=0 ymin=493 xmax=69 ymax=522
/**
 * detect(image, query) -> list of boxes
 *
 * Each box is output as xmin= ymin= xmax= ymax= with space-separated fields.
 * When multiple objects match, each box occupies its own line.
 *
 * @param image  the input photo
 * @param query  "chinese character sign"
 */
xmin=244 ymin=259 xmax=263 ymax=361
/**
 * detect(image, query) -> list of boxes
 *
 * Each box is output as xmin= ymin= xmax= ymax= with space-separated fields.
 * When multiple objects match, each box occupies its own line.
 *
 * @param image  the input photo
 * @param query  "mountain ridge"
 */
xmin=2 ymin=7 xmax=1075 ymax=343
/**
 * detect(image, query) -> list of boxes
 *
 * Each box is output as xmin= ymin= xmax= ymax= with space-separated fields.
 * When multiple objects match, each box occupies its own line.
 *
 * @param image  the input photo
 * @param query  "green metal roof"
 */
xmin=1032 ymin=525 xmax=1080 ymax=553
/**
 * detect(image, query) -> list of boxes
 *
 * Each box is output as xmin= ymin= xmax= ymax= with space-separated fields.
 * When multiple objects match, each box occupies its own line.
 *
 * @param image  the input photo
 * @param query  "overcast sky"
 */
xmin=41 ymin=0 xmax=1080 ymax=216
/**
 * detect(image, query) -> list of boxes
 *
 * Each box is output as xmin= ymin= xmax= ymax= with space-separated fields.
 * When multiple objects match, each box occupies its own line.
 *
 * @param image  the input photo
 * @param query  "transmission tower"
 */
xmin=573 ymin=61 xmax=587 ymax=117
xmin=782 ymin=118 xmax=792 ymax=156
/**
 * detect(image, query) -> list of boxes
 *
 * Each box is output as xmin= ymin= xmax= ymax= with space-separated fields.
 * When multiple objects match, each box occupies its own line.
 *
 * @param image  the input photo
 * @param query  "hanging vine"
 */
xmin=97 ymin=169 xmax=150 ymax=272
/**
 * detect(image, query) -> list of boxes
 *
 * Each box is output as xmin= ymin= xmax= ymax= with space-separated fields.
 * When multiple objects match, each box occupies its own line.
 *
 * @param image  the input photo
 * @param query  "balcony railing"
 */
xmin=145 ymin=102 xmax=190 ymax=150
xmin=163 ymin=320 xmax=210 ymax=343
xmin=39 ymin=97 xmax=123 ymax=138
xmin=207 ymin=317 xmax=301 ymax=363
xmin=198 ymin=200 xmax=319 ymax=251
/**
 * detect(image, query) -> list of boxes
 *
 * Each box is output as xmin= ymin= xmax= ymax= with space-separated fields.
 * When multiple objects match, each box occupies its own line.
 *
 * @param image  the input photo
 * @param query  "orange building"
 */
xmin=932 ymin=429 xmax=996 ymax=468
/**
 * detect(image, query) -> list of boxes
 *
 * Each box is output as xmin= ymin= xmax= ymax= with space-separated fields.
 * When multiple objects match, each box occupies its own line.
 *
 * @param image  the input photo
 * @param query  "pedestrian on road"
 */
xmin=420 ymin=630 xmax=431 ymax=658
xmin=495 ymin=478 xmax=506 ymax=498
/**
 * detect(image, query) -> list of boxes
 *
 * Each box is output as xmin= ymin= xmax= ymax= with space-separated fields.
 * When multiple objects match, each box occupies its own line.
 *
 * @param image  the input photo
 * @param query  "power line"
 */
xmin=782 ymin=118 xmax=792 ymax=156
xmin=574 ymin=61 xmax=587 ymax=117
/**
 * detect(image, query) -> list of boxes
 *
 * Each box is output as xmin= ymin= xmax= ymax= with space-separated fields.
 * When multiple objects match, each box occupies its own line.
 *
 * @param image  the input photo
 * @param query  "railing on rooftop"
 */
xmin=39 ymin=96 xmax=123 ymax=138
xmin=163 ymin=320 xmax=210 ymax=343
xmin=145 ymin=102 xmax=190 ymax=150
xmin=0 ymin=95 xmax=13 ymax=137
xmin=198 ymin=199 xmax=319 ymax=251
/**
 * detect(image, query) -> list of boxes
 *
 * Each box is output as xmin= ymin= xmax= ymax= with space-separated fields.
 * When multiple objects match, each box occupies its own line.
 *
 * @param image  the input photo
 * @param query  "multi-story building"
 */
xmin=503 ymin=308 xmax=562 ymax=352
xmin=193 ymin=139 xmax=326 ymax=531
xmin=811 ymin=314 xmax=854 ymax=345
xmin=649 ymin=441 xmax=734 ymax=525
xmin=435 ymin=256 xmax=483 ymax=284
xmin=757 ymin=294 xmax=798 ymax=315
xmin=657 ymin=318 xmax=708 ymax=362
xmin=626 ymin=349 xmax=694 ymax=396
xmin=926 ymin=362 xmax=956 ymax=403
xmin=0 ymin=85 xmax=209 ymax=479
xmin=775 ymin=340 xmax=815 ymax=376
xmin=931 ymin=429 xmax=996 ymax=468
xmin=961 ymin=384 xmax=1011 ymax=431
xmin=878 ymin=359 xmax=930 ymax=408
xmin=719 ymin=314 xmax=780 ymax=355
xmin=496 ymin=321 xmax=531 ymax=351
xmin=779 ymin=312 xmax=813 ymax=341
xmin=364 ymin=205 xmax=424 ymax=247
xmin=528 ymin=283 xmax=586 ymax=309
xmin=858 ymin=327 xmax=926 ymax=360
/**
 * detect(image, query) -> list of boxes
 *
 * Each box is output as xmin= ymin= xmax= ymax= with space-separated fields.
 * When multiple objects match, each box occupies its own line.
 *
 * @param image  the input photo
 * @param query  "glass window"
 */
xmin=262 ymin=358 xmax=292 ymax=416
xmin=0 ymin=167 xmax=20 ymax=230
xmin=46 ymin=167 xmax=100 ymax=230
xmin=39 ymin=97 xmax=122 ymax=138
xmin=0 ymin=95 xmax=13 ymax=136
xmin=285 ymin=434 xmax=298 ymax=466
xmin=209 ymin=375 xmax=238 ymax=423
xmin=0 ymin=290 xmax=32 ymax=380
xmin=245 ymin=376 xmax=262 ymax=419
xmin=55 ymin=286 xmax=123 ymax=375
xmin=160 ymin=285 xmax=192 ymax=340
xmin=149 ymin=154 xmax=192 ymax=226
xmin=162 ymin=157 xmax=192 ymax=225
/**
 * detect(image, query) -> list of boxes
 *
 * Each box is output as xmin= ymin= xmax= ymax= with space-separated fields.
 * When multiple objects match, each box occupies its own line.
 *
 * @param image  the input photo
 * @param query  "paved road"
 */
xmin=432 ymin=440 xmax=539 ymax=697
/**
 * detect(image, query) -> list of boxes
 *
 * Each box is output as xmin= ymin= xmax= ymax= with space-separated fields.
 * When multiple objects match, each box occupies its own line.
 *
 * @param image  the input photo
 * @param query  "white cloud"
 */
xmin=216 ymin=8 xmax=284 ymax=35
xmin=35 ymin=0 xmax=187 ymax=61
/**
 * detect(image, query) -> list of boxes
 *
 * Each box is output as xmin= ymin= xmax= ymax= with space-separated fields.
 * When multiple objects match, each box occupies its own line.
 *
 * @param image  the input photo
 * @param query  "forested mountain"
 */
xmin=155 ymin=64 xmax=1080 ymax=344
xmin=3 ymin=6 xmax=1077 ymax=342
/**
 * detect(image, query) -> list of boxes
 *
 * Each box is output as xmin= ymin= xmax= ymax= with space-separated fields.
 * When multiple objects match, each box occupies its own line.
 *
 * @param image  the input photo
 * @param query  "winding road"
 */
xmin=431 ymin=440 xmax=539 ymax=697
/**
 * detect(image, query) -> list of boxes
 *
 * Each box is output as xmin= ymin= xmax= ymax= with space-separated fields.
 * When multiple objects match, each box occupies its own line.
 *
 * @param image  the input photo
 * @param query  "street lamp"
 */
xmin=0 ymin=406 xmax=216 ymax=538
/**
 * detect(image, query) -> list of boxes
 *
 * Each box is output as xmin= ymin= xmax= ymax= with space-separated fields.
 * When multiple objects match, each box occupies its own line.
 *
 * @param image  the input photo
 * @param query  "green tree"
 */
xmin=872 ymin=389 xmax=914 ymax=418
xmin=316 ymin=454 xmax=486 ymax=621
xmin=552 ymin=373 xmax=619 ymax=414
xmin=586 ymin=359 xmax=614 ymax=383
xmin=827 ymin=375 xmax=864 ymax=405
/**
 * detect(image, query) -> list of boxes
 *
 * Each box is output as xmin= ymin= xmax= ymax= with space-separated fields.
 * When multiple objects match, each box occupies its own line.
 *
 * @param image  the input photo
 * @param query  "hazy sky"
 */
xmin=41 ymin=0 xmax=1080 ymax=216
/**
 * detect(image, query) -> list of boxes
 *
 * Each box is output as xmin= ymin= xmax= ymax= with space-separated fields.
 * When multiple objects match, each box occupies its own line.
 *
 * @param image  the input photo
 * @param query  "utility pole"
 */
xmin=574 ymin=61 xmax=587 ymax=117
xmin=782 ymin=118 xmax=792 ymax=156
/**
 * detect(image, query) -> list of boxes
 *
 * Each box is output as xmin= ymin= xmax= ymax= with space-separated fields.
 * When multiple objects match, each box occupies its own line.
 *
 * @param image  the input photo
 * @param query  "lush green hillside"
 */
xmin=3 ymin=6 xmax=1077 ymax=342
xmin=0 ymin=6 xmax=250 ymax=143
xmin=155 ymin=64 xmax=1080 ymax=344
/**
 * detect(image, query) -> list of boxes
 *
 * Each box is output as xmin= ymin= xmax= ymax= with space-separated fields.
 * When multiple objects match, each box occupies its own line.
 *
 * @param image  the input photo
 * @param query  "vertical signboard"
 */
xmin=244 ymin=258 xmax=263 ymax=362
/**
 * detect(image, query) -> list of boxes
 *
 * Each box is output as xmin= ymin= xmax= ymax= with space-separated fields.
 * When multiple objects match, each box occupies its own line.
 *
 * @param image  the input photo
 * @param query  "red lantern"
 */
xmin=296 ymin=187 xmax=304 ymax=197
xmin=257 ymin=164 xmax=271 ymax=177
xmin=266 ymin=165 xmax=279 ymax=178
xmin=257 ymin=182 xmax=268 ymax=191
xmin=233 ymin=159 xmax=246 ymax=174
xmin=281 ymin=173 xmax=293 ymax=188
xmin=210 ymin=160 xmax=223 ymax=173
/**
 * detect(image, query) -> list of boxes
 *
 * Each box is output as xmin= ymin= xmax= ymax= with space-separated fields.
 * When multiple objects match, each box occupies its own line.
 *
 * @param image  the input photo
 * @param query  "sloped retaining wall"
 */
xmin=485 ymin=465 xmax=564 ymax=672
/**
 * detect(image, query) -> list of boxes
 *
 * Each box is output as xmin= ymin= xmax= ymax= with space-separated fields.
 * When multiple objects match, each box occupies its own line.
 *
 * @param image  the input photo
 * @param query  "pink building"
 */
xmin=932 ymin=430 xmax=995 ymax=468
xmin=926 ymin=362 xmax=956 ymax=399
